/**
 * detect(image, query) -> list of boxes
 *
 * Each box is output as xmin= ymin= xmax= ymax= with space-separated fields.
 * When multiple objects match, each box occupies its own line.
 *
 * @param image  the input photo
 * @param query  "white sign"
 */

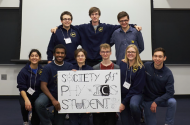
xmin=58 ymin=70 xmax=121 ymax=113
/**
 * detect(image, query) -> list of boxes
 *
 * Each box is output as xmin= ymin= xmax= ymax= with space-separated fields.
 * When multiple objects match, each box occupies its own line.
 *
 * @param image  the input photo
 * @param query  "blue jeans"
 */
xmin=69 ymin=113 xmax=90 ymax=125
xmin=35 ymin=93 xmax=66 ymax=125
xmin=120 ymin=94 xmax=143 ymax=125
xmin=142 ymin=98 xmax=177 ymax=125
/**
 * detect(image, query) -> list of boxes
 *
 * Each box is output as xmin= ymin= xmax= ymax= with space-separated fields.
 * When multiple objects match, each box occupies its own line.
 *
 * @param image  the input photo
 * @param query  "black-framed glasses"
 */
xmin=119 ymin=20 xmax=129 ymax=23
xmin=62 ymin=18 xmax=71 ymax=21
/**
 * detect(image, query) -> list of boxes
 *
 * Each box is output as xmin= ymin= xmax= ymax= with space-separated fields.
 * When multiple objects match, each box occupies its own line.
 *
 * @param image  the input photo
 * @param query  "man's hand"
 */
xmin=51 ymin=27 xmax=58 ymax=33
xmin=119 ymin=103 xmax=125 ymax=113
xmin=48 ymin=61 xmax=52 ymax=64
xmin=134 ymin=25 xmax=142 ymax=31
xmin=25 ymin=99 xmax=32 ymax=111
xmin=150 ymin=102 xmax=157 ymax=113
xmin=52 ymin=100 xmax=61 ymax=111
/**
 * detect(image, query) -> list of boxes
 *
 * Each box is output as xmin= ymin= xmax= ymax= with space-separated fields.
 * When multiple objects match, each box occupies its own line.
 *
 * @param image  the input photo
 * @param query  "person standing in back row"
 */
xmin=51 ymin=7 xmax=142 ymax=66
xmin=111 ymin=11 xmax=144 ymax=65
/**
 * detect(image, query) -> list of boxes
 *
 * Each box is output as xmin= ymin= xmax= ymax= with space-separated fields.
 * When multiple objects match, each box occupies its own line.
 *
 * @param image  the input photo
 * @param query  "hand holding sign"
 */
xmin=52 ymin=100 xmax=61 ymax=111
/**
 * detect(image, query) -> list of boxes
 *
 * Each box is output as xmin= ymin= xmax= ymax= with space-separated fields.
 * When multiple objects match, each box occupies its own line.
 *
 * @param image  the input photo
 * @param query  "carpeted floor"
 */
xmin=0 ymin=97 xmax=189 ymax=125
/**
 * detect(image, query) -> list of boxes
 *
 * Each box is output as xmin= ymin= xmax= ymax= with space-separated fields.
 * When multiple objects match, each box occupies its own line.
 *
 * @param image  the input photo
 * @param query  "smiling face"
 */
xmin=126 ymin=47 xmax=137 ymax=61
xmin=152 ymin=51 xmax=166 ymax=68
xmin=61 ymin=14 xmax=72 ymax=28
xmin=119 ymin=16 xmax=129 ymax=29
xmin=29 ymin=52 xmax=41 ymax=65
xmin=53 ymin=48 xmax=66 ymax=64
xmin=76 ymin=51 xmax=86 ymax=64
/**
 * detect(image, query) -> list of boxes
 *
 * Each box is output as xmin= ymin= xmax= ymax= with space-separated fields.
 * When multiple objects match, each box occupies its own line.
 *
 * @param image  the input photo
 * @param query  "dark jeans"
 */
xmin=93 ymin=112 xmax=116 ymax=125
xmin=35 ymin=93 xmax=66 ymax=125
xmin=142 ymin=98 xmax=177 ymax=125
xmin=120 ymin=94 xmax=143 ymax=125
xmin=69 ymin=113 xmax=90 ymax=125
xmin=19 ymin=94 xmax=40 ymax=125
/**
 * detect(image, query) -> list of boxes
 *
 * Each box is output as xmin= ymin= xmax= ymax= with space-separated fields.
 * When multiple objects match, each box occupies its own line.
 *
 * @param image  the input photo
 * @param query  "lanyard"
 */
xmin=60 ymin=28 xmax=72 ymax=39
xmin=79 ymin=67 xmax=82 ymax=70
xmin=30 ymin=68 xmax=37 ymax=90
xmin=125 ymin=64 xmax=132 ymax=84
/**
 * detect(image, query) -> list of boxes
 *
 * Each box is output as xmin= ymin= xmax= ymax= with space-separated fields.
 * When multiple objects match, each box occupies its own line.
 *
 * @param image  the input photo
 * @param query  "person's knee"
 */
xmin=168 ymin=98 xmax=177 ymax=107
xmin=130 ymin=102 xmax=139 ymax=112
xmin=35 ymin=97 xmax=44 ymax=109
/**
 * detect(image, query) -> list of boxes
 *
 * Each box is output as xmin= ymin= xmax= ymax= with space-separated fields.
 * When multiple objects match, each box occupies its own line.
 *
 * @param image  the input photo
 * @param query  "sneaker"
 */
xmin=65 ymin=114 xmax=69 ymax=120
xmin=23 ymin=122 xmax=29 ymax=125
xmin=28 ymin=112 xmax=32 ymax=121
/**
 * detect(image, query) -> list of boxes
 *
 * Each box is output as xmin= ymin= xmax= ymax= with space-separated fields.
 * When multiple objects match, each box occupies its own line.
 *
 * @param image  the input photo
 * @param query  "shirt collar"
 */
xmin=59 ymin=25 xmax=72 ymax=31
xmin=151 ymin=62 xmax=165 ymax=72
xmin=90 ymin=20 xmax=101 ymax=25
xmin=119 ymin=26 xmax=133 ymax=33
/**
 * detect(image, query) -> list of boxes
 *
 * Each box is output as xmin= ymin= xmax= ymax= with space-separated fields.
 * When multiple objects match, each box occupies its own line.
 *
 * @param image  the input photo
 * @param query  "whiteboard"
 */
xmin=58 ymin=70 xmax=121 ymax=113
xmin=21 ymin=0 xmax=152 ymax=60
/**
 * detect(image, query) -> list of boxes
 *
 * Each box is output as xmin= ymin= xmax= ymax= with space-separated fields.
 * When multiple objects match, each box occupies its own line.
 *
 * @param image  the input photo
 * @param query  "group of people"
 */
xmin=17 ymin=7 xmax=176 ymax=125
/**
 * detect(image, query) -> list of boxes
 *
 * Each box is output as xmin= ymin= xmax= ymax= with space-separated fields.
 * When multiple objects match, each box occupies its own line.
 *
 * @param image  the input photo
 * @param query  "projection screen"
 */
xmin=21 ymin=0 xmax=152 ymax=60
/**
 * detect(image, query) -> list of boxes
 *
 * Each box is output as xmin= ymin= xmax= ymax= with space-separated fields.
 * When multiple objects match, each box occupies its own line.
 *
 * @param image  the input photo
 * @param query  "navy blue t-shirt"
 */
xmin=40 ymin=61 xmax=73 ymax=99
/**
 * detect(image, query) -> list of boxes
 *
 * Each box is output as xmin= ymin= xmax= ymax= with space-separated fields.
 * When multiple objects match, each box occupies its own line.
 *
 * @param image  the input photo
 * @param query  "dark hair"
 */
xmin=153 ymin=47 xmax=166 ymax=57
xmin=53 ymin=44 xmax=67 ymax=54
xmin=60 ymin=11 xmax=73 ymax=21
xmin=117 ymin=11 xmax=129 ymax=21
xmin=28 ymin=49 xmax=41 ymax=58
xmin=74 ymin=48 xmax=87 ymax=60
xmin=89 ymin=7 xmax=101 ymax=16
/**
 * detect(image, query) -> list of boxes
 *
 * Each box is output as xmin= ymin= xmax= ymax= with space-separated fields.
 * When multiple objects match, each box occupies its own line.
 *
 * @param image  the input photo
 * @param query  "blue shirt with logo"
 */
xmin=120 ymin=61 xmax=146 ymax=105
xmin=111 ymin=27 xmax=144 ymax=65
xmin=47 ymin=25 xmax=80 ymax=64
xmin=40 ymin=61 xmax=73 ymax=99
xmin=17 ymin=63 xmax=43 ymax=97
xmin=58 ymin=21 xmax=135 ymax=61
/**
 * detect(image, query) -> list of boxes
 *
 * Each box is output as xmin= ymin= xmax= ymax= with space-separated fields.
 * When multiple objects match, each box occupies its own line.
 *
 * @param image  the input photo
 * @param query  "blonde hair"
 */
xmin=124 ymin=44 xmax=144 ymax=69
xmin=100 ymin=43 xmax=111 ymax=51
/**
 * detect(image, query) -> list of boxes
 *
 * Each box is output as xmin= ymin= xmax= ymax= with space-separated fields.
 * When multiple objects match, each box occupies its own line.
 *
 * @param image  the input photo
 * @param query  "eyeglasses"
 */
xmin=127 ymin=51 xmax=136 ymax=54
xmin=119 ymin=20 xmax=129 ymax=23
xmin=101 ymin=51 xmax=110 ymax=54
xmin=62 ymin=18 xmax=71 ymax=21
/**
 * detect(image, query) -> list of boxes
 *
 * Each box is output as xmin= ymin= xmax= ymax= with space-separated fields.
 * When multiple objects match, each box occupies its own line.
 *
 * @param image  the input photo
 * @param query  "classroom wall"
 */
xmin=0 ymin=0 xmax=190 ymax=95
xmin=0 ymin=65 xmax=190 ymax=95
xmin=0 ymin=0 xmax=19 ymax=7
xmin=153 ymin=0 xmax=190 ymax=8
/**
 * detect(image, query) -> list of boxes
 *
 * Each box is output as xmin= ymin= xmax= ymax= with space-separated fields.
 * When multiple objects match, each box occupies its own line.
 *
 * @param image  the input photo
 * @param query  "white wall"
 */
xmin=0 ymin=65 xmax=23 ymax=95
xmin=0 ymin=0 xmax=19 ymax=8
xmin=167 ymin=66 xmax=190 ymax=95
xmin=0 ymin=0 xmax=190 ymax=95
xmin=0 ymin=65 xmax=190 ymax=95
xmin=153 ymin=0 xmax=190 ymax=9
